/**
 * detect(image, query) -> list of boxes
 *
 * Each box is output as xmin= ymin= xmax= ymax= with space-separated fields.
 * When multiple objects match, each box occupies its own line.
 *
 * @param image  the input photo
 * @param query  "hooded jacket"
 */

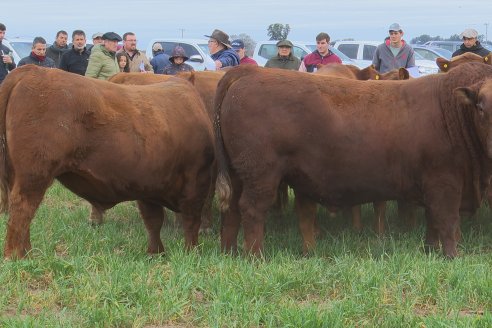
xmin=46 ymin=42 xmax=69 ymax=68
xmin=372 ymin=39 xmax=415 ymax=73
xmin=211 ymin=48 xmax=240 ymax=68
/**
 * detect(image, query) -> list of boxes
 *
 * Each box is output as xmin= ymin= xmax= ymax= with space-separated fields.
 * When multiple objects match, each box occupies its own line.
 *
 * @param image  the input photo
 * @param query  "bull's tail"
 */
xmin=213 ymin=66 xmax=257 ymax=211
xmin=0 ymin=68 xmax=23 ymax=213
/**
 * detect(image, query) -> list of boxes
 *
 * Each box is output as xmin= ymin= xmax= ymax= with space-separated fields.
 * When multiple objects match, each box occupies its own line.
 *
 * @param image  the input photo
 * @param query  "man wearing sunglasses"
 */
xmin=452 ymin=28 xmax=490 ymax=58
xmin=372 ymin=23 xmax=415 ymax=74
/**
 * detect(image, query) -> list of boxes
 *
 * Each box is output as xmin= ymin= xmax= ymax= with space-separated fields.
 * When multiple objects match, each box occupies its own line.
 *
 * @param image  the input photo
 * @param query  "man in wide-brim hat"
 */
xmin=205 ymin=29 xmax=240 ymax=70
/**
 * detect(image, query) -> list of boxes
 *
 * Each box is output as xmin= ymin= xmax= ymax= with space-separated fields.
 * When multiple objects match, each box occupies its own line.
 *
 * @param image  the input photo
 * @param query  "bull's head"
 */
xmin=455 ymin=79 xmax=492 ymax=157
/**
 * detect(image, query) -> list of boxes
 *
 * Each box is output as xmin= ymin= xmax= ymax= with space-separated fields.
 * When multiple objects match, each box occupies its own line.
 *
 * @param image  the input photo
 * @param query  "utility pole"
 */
xmin=178 ymin=29 xmax=185 ymax=38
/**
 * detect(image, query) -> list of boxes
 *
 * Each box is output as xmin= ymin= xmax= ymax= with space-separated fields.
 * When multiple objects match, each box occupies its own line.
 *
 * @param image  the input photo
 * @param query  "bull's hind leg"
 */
xmin=137 ymin=201 xmax=165 ymax=254
xmin=4 ymin=181 xmax=50 ymax=259
xmin=373 ymin=201 xmax=387 ymax=235
xmin=220 ymin=174 xmax=242 ymax=254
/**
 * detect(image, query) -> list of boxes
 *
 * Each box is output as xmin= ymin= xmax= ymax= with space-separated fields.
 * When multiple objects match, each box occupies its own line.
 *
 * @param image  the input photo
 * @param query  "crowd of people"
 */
xmin=0 ymin=22 xmax=490 ymax=85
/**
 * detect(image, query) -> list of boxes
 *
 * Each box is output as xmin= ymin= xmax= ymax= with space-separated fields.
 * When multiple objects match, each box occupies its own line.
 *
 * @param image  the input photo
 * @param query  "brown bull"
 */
xmin=214 ymin=63 xmax=492 ymax=258
xmin=436 ymin=52 xmax=492 ymax=72
xmin=316 ymin=64 xmax=410 ymax=81
xmin=0 ymin=65 xmax=215 ymax=259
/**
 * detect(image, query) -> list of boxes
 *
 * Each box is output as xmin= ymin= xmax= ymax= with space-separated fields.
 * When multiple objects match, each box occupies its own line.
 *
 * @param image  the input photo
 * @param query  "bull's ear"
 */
xmin=484 ymin=52 xmax=492 ymax=65
xmin=436 ymin=57 xmax=450 ymax=72
xmin=398 ymin=68 xmax=410 ymax=80
xmin=454 ymin=87 xmax=479 ymax=107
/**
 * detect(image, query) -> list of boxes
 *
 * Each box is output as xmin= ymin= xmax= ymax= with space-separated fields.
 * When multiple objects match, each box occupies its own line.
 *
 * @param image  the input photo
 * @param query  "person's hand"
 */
xmin=2 ymin=55 xmax=12 ymax=64
xmin=215 ymin=60 xmax=223 ymax=70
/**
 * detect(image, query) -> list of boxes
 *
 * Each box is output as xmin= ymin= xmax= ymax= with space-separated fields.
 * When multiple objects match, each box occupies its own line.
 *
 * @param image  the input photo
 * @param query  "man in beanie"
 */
xmin=452 ymin=28 xmax=490 ymax=57
xmin=372 ymin=23 xmax=415 ymax=74
xmin=265 ymin=39 xmax=301 ymax=70
xmin=85 ymin=32 xmax=121 ymax=80
xmin=231 ymin=39 xmax=257 ymax=66
xmin=150 ymin=42 xmax=170 ymax=74
xmin=205 ymin=29 xmax=239 ymax=70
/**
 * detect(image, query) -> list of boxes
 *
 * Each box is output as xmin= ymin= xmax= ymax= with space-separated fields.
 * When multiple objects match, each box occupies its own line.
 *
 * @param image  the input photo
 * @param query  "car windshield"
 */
xmin=9 ymin=41 xmax=32 ymax=59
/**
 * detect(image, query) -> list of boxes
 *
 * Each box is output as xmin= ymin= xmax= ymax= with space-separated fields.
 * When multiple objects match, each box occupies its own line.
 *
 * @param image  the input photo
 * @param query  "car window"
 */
xmin=258 ymin=44 xmax=277 ymax=59
xmin=337 ymin=44 xmax=358 ymax=60
xmin=292 ymin=46 xmax=307 ymax=60
xmin=362 ymin=45 xmax=376 ymax=61
xmin=161 ymin=42 xmax=201 ymax=58
xmin=198 ymin=43 xmax=210 ymax=55
xmin=9 ymin=41 xmax=32 ymax=59
xmin=414 ymin=48 xmax=437 ymax=61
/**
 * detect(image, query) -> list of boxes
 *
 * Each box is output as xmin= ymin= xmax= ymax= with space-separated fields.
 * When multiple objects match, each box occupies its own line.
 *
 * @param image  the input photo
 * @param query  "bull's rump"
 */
xmin=5 ymin=66 xmax=214 ymax=206
xmin=220 ymin=70 xmax=452 ymax=206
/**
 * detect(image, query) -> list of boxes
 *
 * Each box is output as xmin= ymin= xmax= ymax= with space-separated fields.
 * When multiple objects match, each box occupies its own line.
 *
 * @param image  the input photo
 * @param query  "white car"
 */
xmin=332 ymin=40 xmax=439 ymax=76
xmin=252 ymin=40 xmax=361 ymax=68
xmin=146 ymin=38 xmax=215 ymax=71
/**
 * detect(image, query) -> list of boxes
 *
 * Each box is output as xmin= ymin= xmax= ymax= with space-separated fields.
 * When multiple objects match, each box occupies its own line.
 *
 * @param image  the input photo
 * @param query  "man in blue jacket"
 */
xmin=205 ymin=29 xmax=239 ymax=70
xmin=0 ymin=23 xmax=16 ymax=85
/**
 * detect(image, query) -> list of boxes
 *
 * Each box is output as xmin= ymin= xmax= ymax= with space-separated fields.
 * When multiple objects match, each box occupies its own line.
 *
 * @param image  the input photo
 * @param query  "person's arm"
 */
xmin=406 ymin=48 xmax=416 ymax=68
xmin=59 ymin=52 xmax=69 ymax=71
xmin=372 ymin=48 xmax=380 ymax=71
xmin=143 ymin=55 xmax=153 ymax=73
xmin=85 ymin=53 xmax=103 ymax=78
xmin=298 ymin=60 xmax=307 ymax=72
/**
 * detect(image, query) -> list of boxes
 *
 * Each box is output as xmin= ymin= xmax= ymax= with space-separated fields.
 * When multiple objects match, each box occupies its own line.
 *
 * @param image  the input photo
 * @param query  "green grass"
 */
xmin=1 ymin=182 xmax=491 ymax=327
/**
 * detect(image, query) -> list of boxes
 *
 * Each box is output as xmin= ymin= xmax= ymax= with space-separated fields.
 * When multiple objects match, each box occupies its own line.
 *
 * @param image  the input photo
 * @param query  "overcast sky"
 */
xmin=3 ymin=0 xmax=491 ymax=47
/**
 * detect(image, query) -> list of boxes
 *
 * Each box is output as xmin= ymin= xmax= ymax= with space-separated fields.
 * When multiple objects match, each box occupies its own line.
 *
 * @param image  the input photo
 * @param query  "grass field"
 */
xmin=1 ymin=182 xmax=491 ymax=327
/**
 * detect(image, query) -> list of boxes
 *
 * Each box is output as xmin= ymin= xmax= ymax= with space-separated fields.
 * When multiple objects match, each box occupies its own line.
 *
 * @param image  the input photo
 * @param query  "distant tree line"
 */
xmin=410 ymin=34 xmax=490 ymax=45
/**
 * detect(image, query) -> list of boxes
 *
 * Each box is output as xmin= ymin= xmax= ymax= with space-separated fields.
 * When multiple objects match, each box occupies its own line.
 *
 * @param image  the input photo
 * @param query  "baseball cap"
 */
xmin=92 ymin=32 xmax=103 ymax=39
xmin=388 ymin=23 xmax=403 ymax=32
xmin=152 ymin=43 xmax=163 ymax=52
xmin=231 ymin=39 xmax=245 ymax=50
xmin=460 ymin=28 xmax=478 ymax=39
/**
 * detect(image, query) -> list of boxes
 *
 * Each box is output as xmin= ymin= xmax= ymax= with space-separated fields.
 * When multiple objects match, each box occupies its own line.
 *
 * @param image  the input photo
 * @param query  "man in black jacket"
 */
xmin=46 ymin=30 xmax=69 ymax=67
xmin=59 ymin=30 xmax=90 ymax=75
xmin=0 ymin=22 xmax=16 ymax=84
xmin=452 ymin=28 xmax=490 ymax=57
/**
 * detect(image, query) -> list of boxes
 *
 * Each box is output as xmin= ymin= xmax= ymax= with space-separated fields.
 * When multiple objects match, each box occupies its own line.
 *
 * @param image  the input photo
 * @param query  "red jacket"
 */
xmin=303 ymin=50 xmax=341 ymax=72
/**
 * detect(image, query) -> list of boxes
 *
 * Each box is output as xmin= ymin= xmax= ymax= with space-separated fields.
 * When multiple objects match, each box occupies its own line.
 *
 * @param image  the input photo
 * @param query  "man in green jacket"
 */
xmin=265 ymin=40 xmax=301 ymax=70
xmin=85 ymin=32 xmax=122 ymax=80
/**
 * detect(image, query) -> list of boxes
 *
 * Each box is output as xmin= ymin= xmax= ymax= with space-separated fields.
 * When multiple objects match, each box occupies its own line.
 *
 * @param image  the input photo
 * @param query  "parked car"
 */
xmin=252 ymin=40 xmax=360 ymax=68
xmin=3 ymin=37 xmax=34 ymax=64
xmin=422 ymin=41 xmax=462 ymax=53
xmin=146 ymin=38 xmax=215 ymax=71
xmin=411 ymin=45 xmax=452 ymax=60
xmin=332 ymin=40 xmax=439 ymax=76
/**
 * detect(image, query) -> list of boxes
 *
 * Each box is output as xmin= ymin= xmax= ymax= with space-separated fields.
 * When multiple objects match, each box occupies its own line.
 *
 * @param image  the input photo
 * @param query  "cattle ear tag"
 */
xmin=485 ymin=57 xmax=489 ymax=62
xmin=375 ymin=75 xmax=380 ymax=80
xmin=444 ymin=64 xmax=448 ymax=68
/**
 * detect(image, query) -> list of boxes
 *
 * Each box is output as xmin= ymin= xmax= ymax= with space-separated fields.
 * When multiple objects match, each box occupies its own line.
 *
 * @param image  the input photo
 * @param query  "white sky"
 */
xmin=3 ymin=0 xmax=492 ymax=47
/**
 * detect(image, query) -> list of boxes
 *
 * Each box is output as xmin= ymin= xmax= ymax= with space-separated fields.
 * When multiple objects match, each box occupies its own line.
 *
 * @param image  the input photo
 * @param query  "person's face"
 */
xmin=463 ymin=37 xmax=477 ymax=48
xmin=389 ymin=30 xmax=403 ymax=44
xmin=32 ymin=42 xmax=47 ymax=56
xmin=93 ymin=37 xmax=104 ymax=45
xmin=124 ymin=35 xmax=137 ymax=51
xmin=234 ymin=47 xmax=245 ymax=59
xmin=174 ymin=57 xmax=184 ymax=65
xmin=104 ymin=39 xmax=118 ymax=52
xmin=0 ymin=30 xmax=5 ymax=42
xmin=118 ymin=55 xmax=127 ymax=68
xmin=316 ymin=39 xmax=329 ymax=54
xmin=208 ymin=39 xmax=220 ymax=54
xmin=278 ymin=46 xmax=291 ymax=57
xmin=72 ymin=34 xmax=86 ymax=50
xmin=56 ymin=33 xmax=68 ymax=47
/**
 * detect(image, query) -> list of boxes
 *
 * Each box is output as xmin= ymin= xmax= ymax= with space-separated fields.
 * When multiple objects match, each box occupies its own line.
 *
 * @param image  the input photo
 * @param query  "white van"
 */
xmin=332 ymin=40 xmax=439 ymax=76
xmin=252 ymin=40 xmax=361 ymax=67
xmin=146 ymin=38 xmax=215 ymax=71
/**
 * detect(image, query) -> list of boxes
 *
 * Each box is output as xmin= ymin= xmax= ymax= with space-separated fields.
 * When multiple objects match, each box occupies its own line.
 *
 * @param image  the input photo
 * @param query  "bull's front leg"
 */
xmin=294 ymin=192 xmax=318 ymax=254
xmin=137 ymin=201 xmax=165 ymax=254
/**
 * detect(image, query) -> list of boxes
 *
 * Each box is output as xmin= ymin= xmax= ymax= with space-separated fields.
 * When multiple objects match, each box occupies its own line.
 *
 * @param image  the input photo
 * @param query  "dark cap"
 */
xmin=276 ymin=40 xmax=293 ymax=48
xmin=204 ymin=29 xmax=232 ymax=48
xmin=102 ymin=32 xmax=122 ymax=42
xmin=231 ymin=39 xmax=245 ymax=50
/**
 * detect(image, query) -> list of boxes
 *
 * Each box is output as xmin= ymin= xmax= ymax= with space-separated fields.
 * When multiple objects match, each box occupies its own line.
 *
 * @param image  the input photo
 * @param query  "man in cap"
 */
xmin=150 ymin=42 xmax=170 ymax=74
xmin=265 ymin=39 xmax=301 ymax=70
xmin=231 ymin=39 xmax=257 ymax=66
xmin=205 ymin=29 xmax=239 ymax=70
xmin=372 ymin=23 xmax=415 ymax=74
xmin=118 ymin=32 xmax=153 ymax=73
xmin=452 ymin=28 xmax=490 ymax=57
xmin=299 ymin=32 xmax=341 ymax=72
xmin=85 ymin=32 xmax=121 ymax=80
xmin=59 ymin=30 xmax=91 ymax=75
xmin=92 ymin=32 xmax=104 ymax=46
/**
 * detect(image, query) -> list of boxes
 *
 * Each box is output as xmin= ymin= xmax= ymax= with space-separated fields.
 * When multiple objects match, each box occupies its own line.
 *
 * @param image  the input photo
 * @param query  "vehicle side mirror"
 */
xmin=188 ymin=55 xmax=204 ymax=63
